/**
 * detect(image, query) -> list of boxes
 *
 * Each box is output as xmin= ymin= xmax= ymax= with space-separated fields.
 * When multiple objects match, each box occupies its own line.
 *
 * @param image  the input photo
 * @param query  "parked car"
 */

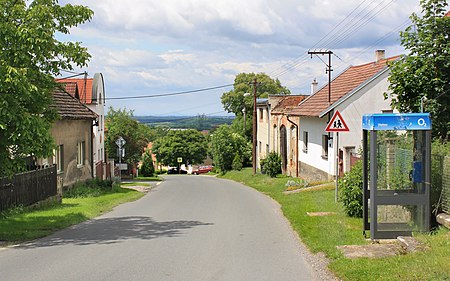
xmin=192 ymin=165 xmax=213 ymax=175
xmin=167 ymin=167 xmax=188 ymax=174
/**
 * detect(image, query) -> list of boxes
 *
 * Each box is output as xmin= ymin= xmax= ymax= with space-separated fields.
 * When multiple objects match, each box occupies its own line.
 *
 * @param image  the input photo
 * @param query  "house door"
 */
xmin=280 ymin=125 xmax=287 ymax=174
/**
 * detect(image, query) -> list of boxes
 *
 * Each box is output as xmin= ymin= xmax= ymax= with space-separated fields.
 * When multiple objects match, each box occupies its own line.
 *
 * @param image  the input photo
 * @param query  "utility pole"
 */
xmin=252 ymin=78 xmax=258 ymax=175
xmin=308 ymin=50 xmax=333 ymax=106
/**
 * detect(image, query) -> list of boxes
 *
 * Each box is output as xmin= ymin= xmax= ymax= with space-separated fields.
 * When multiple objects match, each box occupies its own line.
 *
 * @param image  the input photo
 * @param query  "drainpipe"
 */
xmin=91 ymin=119 xmax=95 ymax=179
xmin=287 ymin=115 xmax=299 ymax=178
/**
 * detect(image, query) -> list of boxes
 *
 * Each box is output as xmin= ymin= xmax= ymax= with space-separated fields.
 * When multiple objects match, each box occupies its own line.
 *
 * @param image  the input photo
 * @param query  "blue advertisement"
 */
xmin=362 ymin=113 xmax=431 ymax=131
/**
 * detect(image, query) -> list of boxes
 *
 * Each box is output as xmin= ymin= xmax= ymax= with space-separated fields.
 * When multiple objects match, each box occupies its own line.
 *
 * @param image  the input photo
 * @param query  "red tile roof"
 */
xmin=51 ymin=89 xmax=97 ymax=120
xmin=57 ymin=78 xmax=93 ymax=104
xmin=446 ymin=11 xmax=450 ymax=17
xmin=271 ymin=95 xmax=308 ymax=115
xmin=289 ymin=56 xmax=399 ymax=117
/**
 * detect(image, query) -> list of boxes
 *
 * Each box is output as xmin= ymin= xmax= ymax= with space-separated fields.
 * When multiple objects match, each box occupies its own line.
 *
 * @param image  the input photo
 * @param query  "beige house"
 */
xmin=58 ymin=73 xmax=106 ymax=179
xmin=39 ymin=89 xmax=97 ymax=187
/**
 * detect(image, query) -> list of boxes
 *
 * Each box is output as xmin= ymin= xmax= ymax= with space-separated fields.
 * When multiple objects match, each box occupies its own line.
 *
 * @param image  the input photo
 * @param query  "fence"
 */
xmin=0 ymin=166 xmax=57 ymax=212
xmin=440 ymin=156 xmax=450 ymax=214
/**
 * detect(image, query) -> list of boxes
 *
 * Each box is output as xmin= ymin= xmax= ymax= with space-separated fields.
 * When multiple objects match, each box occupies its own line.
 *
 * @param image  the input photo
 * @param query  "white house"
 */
xmin=288 ymin=50 xmax=397 ymax=181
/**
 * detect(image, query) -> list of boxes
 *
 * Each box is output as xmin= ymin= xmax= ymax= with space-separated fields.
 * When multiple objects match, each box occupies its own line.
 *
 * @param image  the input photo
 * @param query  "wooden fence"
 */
xmin=0 ymin=166 xmax=57 ymax=211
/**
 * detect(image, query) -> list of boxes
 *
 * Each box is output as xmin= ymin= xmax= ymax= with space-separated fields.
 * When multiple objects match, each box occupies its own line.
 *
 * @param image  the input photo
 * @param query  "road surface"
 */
xmin=0 ymin=175 xmax=322 ymax=281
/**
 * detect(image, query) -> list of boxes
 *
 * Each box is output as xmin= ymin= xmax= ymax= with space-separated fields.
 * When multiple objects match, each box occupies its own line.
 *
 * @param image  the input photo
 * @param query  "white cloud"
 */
xmin=58 ymin=0 xmax=429 ymax=115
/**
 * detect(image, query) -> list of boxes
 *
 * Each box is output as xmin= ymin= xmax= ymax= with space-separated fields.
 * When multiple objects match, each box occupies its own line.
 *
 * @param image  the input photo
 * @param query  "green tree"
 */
xmin=140 ymin=150 xmax=155 ymax=177
xmin=221 ymin=73 xmax=290 ymax=140
xmin=152 ymin=129 xmax=208 ymax=166
xmin=387 ymin=0 xmax=450 ymax=140
xmin=105 ymin=107 xmax=152 ymax=165
xmin=0 ymin=0 xmax=93 ymax=176
xmin=210 ymin=125 xmax=251 ymax=172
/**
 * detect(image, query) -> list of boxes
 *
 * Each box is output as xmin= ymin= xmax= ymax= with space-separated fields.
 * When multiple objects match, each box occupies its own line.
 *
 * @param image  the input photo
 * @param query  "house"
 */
xmin=283 ymin=50 xmax=397 ymax=181
xmin=58 ymin=73 xmax=106 ymax=179
xmin=259 ymin=95 xmax=307 ymax=177
xmin=39 ymin=89 xmax=97 ymax=188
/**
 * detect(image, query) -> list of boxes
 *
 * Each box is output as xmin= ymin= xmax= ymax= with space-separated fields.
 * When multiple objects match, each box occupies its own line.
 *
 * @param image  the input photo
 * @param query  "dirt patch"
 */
xmin=307 ymin=212 xmax=337 ymax=217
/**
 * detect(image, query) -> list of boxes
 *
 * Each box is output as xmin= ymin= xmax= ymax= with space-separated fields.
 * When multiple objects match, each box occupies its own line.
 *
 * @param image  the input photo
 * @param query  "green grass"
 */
xmin=220 ymin=168 xmax=450 ymax=281
xmin=0 ymin=188 xmax=144 ymax=244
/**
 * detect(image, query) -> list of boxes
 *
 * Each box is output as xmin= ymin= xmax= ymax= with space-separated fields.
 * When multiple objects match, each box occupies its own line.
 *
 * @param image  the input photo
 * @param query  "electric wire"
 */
xmin=105 ymin=84 xmax=234 ymax=101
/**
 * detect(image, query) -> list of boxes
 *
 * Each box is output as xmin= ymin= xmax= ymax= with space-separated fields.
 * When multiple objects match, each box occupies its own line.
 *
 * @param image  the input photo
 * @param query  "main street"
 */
xmin=0 ymin=176 xmax=322 ymax=281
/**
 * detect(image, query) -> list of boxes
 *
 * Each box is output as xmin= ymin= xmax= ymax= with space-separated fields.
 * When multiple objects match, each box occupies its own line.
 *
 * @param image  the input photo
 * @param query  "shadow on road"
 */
xmin=19 ymin=216 xmax=213 ymax=248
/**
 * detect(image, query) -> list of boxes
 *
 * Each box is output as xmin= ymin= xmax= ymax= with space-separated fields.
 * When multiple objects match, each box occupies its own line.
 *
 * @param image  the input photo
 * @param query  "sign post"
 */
xmin=115 ymin=136 xmax=126 ymax=182
xmin=177 ymin=157 xmax=182 ymax=174
xmin=325 ymin=110 xmax=349 ymax=202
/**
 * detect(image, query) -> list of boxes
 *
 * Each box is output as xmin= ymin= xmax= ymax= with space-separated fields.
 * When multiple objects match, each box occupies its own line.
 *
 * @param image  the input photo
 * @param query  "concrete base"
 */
xmin=436 ymin=213 xmax=450 ymax=230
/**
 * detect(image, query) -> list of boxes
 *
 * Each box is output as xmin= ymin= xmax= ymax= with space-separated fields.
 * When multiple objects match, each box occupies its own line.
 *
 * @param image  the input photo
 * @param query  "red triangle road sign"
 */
xmin=325 ymin=110 xmax=350 ymax=132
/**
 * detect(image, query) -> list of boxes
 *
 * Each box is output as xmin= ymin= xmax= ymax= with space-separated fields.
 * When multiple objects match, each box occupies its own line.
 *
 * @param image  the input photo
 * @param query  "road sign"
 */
xmin=115 ymin=136 xmax=126 ymax=148
xmin=177 ymin=157 xmax=183 ymax=163
xmin=325 ymin=110 xmax=349 ymax=132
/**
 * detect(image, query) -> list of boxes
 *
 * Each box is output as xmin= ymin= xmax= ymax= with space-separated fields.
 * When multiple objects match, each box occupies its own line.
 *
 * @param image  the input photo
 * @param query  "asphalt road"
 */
xmin=0 ymin=175 xmax=321 ymax=281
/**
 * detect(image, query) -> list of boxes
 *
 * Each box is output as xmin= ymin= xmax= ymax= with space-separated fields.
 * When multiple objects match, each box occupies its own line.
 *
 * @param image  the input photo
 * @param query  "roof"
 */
xmin=51 ymin=89 xmax=97 ymax=120
xmin=271 ymin=95 xmax=308 ymax=115
xmin=445 ymin=11 xmax=450 ymax=17
xmin=57 ymin=78 xmax=93 ymax=104
xmin=289 ymin=56 xmax=399 ymax=117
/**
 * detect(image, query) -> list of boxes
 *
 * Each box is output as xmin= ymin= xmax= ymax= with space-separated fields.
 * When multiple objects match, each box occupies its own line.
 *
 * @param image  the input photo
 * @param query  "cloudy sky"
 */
xmin=58 ymin=0 xmax=424 ymax=116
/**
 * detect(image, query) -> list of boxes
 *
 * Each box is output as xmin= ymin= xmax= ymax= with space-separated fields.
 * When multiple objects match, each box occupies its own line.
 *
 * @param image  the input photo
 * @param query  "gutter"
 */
xmin=287 ymin=115 xmax=299 ymax=178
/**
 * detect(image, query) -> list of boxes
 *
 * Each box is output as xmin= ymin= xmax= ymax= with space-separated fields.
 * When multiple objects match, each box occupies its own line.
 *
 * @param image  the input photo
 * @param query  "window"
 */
xmin=77 ymin=141 xmax=85 ymax=167
xmin=259 ymin=108 xmax=264 ymax=121
xmin=259 ymin=141 xmax=262 ymax=153
xmin=322 ymin=135 xmax=329 ymax=159
xmin=303 ymin=131 xmax=308 ymax=153
xmin=55 ymin=145 xmax=64 ymax=172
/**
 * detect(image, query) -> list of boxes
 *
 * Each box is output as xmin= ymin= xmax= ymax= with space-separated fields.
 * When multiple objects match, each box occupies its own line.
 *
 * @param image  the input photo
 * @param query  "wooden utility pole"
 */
xmin=252 ymin=78 xmax=257 ymax=175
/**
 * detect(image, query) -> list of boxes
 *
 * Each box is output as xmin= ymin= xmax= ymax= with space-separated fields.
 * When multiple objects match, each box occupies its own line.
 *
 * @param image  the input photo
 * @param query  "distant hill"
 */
xmin=134 ymin=115 xmax=234 ymax=131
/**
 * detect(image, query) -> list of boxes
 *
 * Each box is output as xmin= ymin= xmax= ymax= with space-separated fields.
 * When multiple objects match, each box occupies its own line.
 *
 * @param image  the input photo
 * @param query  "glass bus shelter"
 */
xmin=362 ymin=113 xmax=431 ymax=239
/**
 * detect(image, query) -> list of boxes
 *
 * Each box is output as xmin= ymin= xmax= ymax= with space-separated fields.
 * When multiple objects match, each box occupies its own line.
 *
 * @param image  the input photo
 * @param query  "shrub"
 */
xmin=140 ymin=151 xmax=155 ymax=177
xmin=64 ymin=179 xmax=116 ymax=198
xmin=232 ymin=153 xmax=243 ymax=171
xmin=339 ymin=160 xmax=363 ymax=218
xmin=261 ymin=152 xmax=282 ymax=178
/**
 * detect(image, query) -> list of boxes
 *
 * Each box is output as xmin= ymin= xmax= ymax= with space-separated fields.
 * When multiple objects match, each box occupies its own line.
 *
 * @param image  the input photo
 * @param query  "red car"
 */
xmin=192 ymin=165 xmax=213 ymax=175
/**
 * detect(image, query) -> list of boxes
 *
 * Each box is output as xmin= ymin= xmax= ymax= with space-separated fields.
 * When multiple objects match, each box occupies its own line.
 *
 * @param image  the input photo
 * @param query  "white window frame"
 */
xmin=77 ymin=141 xmax=85 ymax=167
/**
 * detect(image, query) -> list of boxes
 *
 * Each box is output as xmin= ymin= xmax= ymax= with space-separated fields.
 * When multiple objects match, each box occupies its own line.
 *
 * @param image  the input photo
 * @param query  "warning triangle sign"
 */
xmin=325 ymin=110 xmax=350 ymax=132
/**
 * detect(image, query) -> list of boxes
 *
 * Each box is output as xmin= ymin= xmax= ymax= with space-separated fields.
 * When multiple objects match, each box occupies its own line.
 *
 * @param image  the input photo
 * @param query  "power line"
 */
xmin=106 ymin=84 xmax=234 ymax=101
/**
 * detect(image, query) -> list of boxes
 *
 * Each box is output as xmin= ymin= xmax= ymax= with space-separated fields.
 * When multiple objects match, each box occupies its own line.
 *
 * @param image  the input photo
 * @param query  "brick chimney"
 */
xmin=311 ymin=78 xmax=318 ymax=95
xmin=375 ymin=50 xmax=385 ymax=63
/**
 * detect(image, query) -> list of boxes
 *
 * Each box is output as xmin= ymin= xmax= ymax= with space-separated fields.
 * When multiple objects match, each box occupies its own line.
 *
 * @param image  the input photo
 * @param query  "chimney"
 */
xmin=311 ymin=78 xmax=318 ymax=95
xmin=375 ymin=50 xmax=385 ymax=63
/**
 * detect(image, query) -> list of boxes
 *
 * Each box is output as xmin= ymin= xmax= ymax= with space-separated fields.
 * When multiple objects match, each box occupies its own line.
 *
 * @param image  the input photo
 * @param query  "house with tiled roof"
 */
xmin=259 ymin=95 xmax=307 ymax=177
xmin=38 ymin=89 xmax=97 ymax=187
xmin=57 ymin=73 xmax=106 ymax=179
xmin=287 ymin=50 xmax=396 ymax=180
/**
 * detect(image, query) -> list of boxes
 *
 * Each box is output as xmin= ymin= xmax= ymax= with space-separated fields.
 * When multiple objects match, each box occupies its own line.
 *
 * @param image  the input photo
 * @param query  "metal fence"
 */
xmin=0 ymin=166 xmax=57 ymax=211
xmin=439 ymin=156 xmax=450 ymax=214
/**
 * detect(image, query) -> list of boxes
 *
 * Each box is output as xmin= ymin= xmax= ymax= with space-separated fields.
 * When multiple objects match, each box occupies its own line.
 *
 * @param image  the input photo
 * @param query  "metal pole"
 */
xmin=252 ymin=78 xmax=257 ymax=175
xmin=118 ymin=148 xmax=121 ymax=183
xmin=335 ymin=132 xmax=339 ymax=202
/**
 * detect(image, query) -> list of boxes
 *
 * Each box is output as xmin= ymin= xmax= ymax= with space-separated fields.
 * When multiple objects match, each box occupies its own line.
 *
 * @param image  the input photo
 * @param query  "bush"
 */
xmin=140 ymin=151 xmax=155 ymax=177
xmin=64 ymin=179 xmax=116 ymax=198
xmin=261 ymin=152 xmax=282 ymax=178
xmin=232 ymin=153 xmax=243 ymax=171
xmin=339 ymin=160 xmax=363 ymax=218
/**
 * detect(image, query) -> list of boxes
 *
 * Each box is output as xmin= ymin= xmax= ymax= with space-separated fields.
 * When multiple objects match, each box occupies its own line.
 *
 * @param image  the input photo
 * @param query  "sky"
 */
xmin=58 ymin=0 xmax=426 ymax=117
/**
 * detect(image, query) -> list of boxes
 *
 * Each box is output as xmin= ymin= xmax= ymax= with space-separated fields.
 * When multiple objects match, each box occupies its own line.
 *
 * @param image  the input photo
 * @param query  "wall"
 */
xmin=298 ymin=116 xmax=332 ymax=180
xmin=256 ymin=104 xmax=270 ymax=170
xmin=50 ymin=119 xmax=93 ymax=187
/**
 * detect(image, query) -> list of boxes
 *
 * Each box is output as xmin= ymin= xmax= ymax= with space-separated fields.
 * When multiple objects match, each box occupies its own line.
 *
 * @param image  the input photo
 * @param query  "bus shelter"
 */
xmin=362 ymin=113 xmax=431 ymax=239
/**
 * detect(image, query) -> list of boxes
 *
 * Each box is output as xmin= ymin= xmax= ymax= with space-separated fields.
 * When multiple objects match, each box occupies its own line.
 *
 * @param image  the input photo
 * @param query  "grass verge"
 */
xmin=219 ymin=168 xmax=450 ymax=281
xmin=0 ymin=187 xmax=144 ymax=244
